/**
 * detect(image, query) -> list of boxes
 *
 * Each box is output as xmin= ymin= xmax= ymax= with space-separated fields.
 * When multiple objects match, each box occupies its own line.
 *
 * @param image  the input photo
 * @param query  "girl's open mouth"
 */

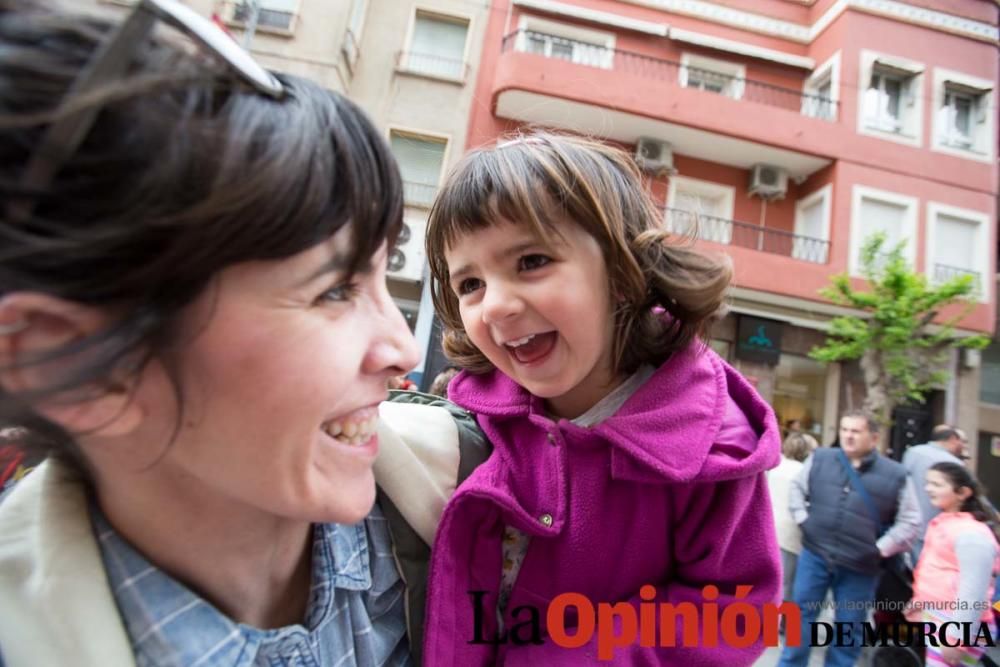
xmin=505 ymin=331 xmax=557 ymax=364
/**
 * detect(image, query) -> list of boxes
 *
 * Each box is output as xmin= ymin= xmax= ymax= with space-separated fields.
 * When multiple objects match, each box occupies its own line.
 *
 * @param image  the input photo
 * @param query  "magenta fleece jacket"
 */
xmin=423 ymin=343 xmax=782 ymax=665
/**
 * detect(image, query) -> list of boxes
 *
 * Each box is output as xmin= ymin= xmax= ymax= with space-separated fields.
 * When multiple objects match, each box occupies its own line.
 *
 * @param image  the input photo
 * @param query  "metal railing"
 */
xmin=228 ymin=2 xmax=294 ymax=31
xmin=402 ymin=180 xmax=439 ymax=208
xmin=396 ymin=51 xmax=468 ymax=82
xmin=501 ymin=30 xmax=838 ymax=120
xmin=664 ymin=207 xmax=830 ymax=264
xmin=934 ymin=263 xmax=981 ymax=293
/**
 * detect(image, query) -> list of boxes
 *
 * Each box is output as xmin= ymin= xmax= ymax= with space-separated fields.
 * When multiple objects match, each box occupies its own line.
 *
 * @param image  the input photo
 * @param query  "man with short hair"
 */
xmin=902 ymin=424 xmax=967 ymax=561
xmin=779 ymin=410 xmax=920 ymax=667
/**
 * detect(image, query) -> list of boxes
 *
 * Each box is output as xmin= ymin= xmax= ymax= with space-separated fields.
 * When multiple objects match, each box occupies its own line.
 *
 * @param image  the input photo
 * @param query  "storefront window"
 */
xmin=772 ymin=353 xmax=827 ymax=440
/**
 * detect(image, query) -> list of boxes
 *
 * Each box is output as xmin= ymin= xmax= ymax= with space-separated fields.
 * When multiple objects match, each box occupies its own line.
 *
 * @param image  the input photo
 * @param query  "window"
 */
xmin=802 ymin=52 xmax=840 ymax=121
xmin=342 ymin=0 xmax=368 ymax=68
xmin=232 ymin=0 xmax=297 ymax=32
xmin=925 ymin=203 xmax=990 ymax=302
xmin=865 ymin=70 xmax=904 ymax=132
xmin=849 ymin=186 xmax=917 ymax=276
xmin=932 ymin=69 xmax=994 ymax=161
xmin=399 ymin=11 xmax=470 ymax=81
xmin=389 ymin=131 xmax=447 ymax=208
xmin=666 ymin=176 xmax=735 ymax=244
xmin=680 ymin=53 xmax=745 ymax=100
xmin=773 ymin=353 xmax=828 ymax=442
xmin=793 ymin=185 xmax=831 ymax=263
xmin=514 ymin=16 xmax=614 ymax=69
xmin=981 ymin=342 xmax=1000 ymax=404
xmin=857 ymin=51 xmax=923 ymax=147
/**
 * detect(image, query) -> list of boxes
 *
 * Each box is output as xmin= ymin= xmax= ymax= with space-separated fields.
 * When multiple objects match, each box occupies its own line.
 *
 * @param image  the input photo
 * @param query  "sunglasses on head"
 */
xmin=14 ymin=0 xmax=284 ymax=220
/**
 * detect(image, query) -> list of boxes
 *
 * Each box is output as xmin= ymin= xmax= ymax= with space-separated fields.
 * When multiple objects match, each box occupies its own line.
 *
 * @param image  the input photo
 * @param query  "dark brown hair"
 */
xmin=426 ymin=132 xmax=732 ymax=375
xmin=0 ymin=1 xmax=403 ymax=464
xmin=929 ymin=462 xmax=999 ymax=533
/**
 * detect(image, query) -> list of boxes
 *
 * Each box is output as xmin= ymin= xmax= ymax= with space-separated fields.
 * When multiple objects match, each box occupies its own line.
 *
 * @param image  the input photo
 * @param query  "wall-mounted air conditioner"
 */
xmin=387 ymin=217 xmax=427 ymax=283
xmin=635 ymin=137 xmax=676 ymax=177
xmin=748 ymin=164 xmax=788 ymax=200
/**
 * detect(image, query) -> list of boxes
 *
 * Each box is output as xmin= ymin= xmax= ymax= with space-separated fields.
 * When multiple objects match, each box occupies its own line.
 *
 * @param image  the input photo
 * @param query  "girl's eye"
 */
xmin=318 ymin=282 xmax=360 ymax=304
xmin=519 ymin=254 xmax=551 ymax=271
xmin=456 ymin=277 xmax=483 ymax=296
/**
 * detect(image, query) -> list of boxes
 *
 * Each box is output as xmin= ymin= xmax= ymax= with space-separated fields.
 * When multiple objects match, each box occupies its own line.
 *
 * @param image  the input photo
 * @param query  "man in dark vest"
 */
xmin=779 ymin=410 xmax=920 ymax=667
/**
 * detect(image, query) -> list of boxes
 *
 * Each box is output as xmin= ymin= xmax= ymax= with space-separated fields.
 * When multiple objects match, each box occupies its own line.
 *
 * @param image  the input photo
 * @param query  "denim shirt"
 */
xmin=91 ymin=503 xmax=412 ymax=667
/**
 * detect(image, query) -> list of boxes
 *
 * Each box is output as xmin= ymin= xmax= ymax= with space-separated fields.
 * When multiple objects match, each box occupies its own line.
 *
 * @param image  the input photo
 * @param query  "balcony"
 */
xmin=402 ymin=181 xmax=439 ymax=208
xmin=492 ymin=31 xmax=839 ymax=179
xmin=502 ymin=30 xmax=837 ymax=119
xmin=396 ymin=51 xmax=469 ymax=83
xmin=664 ymin=207 xmax=830 ymax=264
xmin=219 ymin=1 xmax=296 ymax=34
xmin=933 ymin=263 xmax=982 ymax=295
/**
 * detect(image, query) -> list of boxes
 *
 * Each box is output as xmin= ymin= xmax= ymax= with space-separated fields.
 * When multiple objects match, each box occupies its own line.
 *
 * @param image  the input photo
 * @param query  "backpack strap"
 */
xmin=836 ymin=448 xmax=885 ymax=533
xmin=375 ymin=390 xmax=491 ymax=666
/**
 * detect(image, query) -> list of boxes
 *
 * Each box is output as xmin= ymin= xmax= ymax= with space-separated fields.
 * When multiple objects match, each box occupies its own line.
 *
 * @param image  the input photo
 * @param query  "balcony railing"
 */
xmin=402 ymin=180 xmax=439 ymax=208
xmin=225 ymin=1 xmax=295 ymax=32
xmin=397 ymin=51 xmax=468 ymax=82
xmin=934 ymin=263 xmax=981 ymax=293
xmin=664 ymin=207 xmax=830 ymax=264
xmin=501 ymin=30 xmax=838 ymax=121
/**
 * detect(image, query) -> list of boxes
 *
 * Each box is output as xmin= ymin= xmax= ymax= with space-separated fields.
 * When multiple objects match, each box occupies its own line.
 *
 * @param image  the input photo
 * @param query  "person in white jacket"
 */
xmin=767 ymin=431 xmax=818 ymax=603
xmin=0 ymin=2 xmax=480 ymax=665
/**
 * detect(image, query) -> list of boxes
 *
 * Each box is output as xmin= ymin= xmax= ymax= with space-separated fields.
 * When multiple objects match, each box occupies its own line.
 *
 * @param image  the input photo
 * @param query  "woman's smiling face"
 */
xmin=121 ymin=226 xmax=420 ymax=524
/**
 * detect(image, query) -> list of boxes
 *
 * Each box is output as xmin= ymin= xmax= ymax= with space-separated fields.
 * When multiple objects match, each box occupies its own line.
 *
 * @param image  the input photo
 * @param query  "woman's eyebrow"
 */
xmin=297 ymin=252 xmax=355 ymax=287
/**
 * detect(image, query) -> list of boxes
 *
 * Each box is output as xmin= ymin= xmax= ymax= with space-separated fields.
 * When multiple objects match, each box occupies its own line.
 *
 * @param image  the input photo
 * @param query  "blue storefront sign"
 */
xmin=735 ymin=315 xmax=783 ymax=366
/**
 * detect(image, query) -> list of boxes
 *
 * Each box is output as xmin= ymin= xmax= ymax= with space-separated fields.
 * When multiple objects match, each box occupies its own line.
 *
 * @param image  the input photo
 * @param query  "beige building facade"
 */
xmin=96 ymin=0 xmax=490 ymax=385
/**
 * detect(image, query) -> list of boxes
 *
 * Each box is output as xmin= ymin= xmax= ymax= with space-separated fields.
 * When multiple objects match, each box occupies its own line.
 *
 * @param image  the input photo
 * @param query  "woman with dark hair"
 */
xmin=907 ymin=463 xmax=1000 ymax=666
xmin=0 ymin=1 xmax=458 ymax=664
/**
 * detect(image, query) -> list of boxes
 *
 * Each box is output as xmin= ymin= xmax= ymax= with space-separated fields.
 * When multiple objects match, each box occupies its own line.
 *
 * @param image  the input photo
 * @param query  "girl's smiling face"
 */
xmin=445 ymin=216 xmax=621 ymax=419
xmin=925 ymin=469 xmax=972 ymax=514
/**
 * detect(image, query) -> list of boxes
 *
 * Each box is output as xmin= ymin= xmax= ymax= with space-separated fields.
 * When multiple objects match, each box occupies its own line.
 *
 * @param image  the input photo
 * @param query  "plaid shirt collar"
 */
xmin=91 ymin=504 xmax=373 ymax=667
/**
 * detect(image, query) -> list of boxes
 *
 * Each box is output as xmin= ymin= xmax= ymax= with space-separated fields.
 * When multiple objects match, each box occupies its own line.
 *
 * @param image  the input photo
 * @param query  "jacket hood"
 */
xmin=450 ymin=343 xmax=780 ymax=484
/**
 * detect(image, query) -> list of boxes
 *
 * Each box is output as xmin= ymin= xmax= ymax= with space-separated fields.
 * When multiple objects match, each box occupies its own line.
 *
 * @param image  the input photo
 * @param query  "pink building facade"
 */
xmin=461 ymin=0 xmax=998 ymax=462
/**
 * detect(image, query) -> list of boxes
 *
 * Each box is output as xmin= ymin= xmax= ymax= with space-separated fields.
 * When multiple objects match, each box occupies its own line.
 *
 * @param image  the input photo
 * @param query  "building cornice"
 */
xmin=513 ymin=0 xmax=670 ymax=36
xmin=669 ymin=26 xmax=815 ymax=68
xmin=621 ymin=0 xmax=998 ymax=46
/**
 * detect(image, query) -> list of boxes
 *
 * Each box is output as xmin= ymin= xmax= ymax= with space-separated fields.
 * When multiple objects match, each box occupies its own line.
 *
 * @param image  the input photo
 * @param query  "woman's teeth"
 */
xmin=324 ymin=415 xmax=378 ymax=446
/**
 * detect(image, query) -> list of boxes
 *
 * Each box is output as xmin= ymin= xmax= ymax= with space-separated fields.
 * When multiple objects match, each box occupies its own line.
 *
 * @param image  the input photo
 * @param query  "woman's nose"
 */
xmin=365 ymin=296 xmax=420 ymax=376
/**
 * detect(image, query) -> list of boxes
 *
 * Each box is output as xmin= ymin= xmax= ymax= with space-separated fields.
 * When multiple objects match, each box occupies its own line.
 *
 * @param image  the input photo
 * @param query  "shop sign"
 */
xmin=735 ymin=316 xmax=783 ymax=366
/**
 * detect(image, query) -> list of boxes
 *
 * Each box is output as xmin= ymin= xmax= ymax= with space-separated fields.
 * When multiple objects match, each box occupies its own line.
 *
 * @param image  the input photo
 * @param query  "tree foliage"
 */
xmin=809 ymin=233 xmax=989 ymax=429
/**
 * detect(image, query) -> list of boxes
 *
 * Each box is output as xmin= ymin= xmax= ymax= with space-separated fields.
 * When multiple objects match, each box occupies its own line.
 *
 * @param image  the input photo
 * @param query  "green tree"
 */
xmin=809 ymin=233 xmax=989 ymax=433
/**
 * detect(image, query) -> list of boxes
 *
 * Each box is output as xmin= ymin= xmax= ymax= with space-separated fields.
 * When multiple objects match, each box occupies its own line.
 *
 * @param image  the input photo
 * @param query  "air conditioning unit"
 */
xmin=387 ymin=216 xmax=427 ymax=283
xmin=748 ymin=164 xmax=788 ymax=200
xmin=635 ymin=137 xmax=676 ymax=177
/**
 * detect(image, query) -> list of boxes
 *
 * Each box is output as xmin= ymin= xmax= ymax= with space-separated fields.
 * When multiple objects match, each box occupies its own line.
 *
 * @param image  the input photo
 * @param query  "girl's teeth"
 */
xmin=508 ymin=334 xmax=535 ymax=347
xmin=344 ymin=421 xmax=357 ymax=438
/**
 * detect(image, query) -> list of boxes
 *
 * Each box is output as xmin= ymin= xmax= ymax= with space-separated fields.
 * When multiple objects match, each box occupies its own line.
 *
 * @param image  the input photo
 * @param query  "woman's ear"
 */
xmin=0 ymin=292 xmax=143 ymax=437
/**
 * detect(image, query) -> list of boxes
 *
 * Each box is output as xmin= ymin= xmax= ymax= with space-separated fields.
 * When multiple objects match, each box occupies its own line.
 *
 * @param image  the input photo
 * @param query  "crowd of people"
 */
xmin=769 ymin=417 xmax=999 ymax=667
xmin=0 ymin=2 xmax=995 ymax=667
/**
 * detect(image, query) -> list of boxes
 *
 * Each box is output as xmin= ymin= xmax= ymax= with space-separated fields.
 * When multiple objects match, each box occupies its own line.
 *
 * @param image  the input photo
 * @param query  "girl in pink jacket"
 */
xmin=422 ymin=133 xmax=782 ymax=665
xmin=909 ymin=462 xmax=1000 ymax=667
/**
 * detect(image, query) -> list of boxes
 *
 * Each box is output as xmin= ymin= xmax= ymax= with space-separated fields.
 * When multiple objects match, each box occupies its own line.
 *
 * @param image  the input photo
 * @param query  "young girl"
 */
xmin=909 ymin=463 xmax=1000 ymax=667
xmin=422 ymin=133 xmax=782 ymax=665
xmin=0 ymin=1 xmax=471 ymax=664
